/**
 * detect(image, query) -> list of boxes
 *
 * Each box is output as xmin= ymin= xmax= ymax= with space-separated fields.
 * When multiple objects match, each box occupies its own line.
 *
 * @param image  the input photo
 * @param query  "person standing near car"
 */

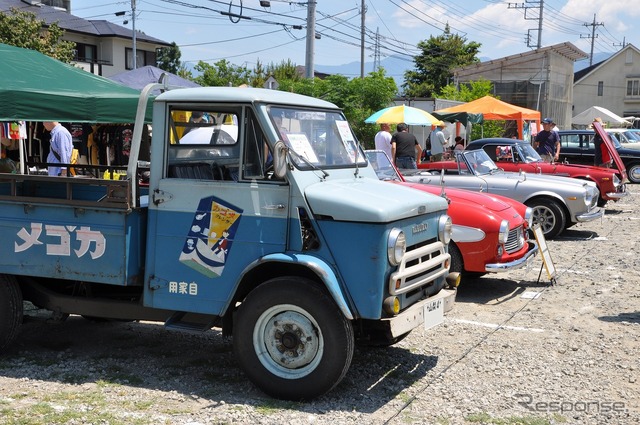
xmin=593 ymin=117 xmax=612 ymax=168
xmin=43 ymin=121 xmax=73 ymax=176
xmin=374 ymin=123 xmax=393 ymax=159
xmin=391 ymin=122 xmax=422 ymax=169
xmin=429 ymin=124 xmax=447 ymax=162
xmin=534 ymin=117 xmax=560 ymax=163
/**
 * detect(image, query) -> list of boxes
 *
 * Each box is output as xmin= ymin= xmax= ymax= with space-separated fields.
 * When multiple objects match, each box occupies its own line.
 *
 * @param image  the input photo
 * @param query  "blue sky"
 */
xmin=73 ymin=0 xmax=639 ymax=72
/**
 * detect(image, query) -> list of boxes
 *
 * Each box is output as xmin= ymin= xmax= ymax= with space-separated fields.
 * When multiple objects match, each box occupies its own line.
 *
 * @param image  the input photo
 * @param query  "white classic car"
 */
xmin=401 ymin=149 xmax=604 ymax=238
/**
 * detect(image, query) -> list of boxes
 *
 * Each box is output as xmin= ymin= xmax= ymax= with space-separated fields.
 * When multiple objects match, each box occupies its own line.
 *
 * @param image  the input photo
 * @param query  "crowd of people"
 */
xmin=374 ymin=121 xmax=465 ymax=169
xmin=374 ymin=115 xmax=610 ymax=169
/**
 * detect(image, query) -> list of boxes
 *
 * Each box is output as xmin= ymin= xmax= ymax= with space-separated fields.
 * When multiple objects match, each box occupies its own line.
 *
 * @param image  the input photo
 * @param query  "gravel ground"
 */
xmin=1 ymin=195 xmax=639 ymax=425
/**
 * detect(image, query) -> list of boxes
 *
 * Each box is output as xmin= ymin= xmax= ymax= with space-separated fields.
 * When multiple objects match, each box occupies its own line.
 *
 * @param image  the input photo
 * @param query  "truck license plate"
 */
xmin=423 ymin=298 xmax=444 ymax=331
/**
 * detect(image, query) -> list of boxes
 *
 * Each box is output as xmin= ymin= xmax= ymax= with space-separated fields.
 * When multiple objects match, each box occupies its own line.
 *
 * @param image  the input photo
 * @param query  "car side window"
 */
xmin=560 ymin=134 xmax=582 ymax=150
xmin=483 ymin=146 xmax=497 ymax=161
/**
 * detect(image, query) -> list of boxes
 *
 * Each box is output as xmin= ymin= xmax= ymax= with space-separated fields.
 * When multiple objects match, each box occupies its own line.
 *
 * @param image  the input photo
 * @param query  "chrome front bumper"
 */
xmin=485 ymin=241 xmax=539 ymax=273
xmin=576 ymin=206 xmax=605 ymax=222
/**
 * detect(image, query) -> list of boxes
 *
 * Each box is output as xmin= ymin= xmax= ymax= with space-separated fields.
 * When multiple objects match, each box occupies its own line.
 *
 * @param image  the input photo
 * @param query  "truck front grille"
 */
xmin=388 ymin=240 xmax=450 ymax=296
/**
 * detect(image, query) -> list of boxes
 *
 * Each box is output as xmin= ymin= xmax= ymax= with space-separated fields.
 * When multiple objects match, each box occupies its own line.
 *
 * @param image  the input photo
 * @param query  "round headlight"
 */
xmin=387 ymin=228 xmax=406 ymax=266
xmin=438 ymin=215 xmax=452 ymax=245
xmin=498 ymin=219 xmax=509 ymax=244
xmin=523 ymin=207 xmax=533 ymax=228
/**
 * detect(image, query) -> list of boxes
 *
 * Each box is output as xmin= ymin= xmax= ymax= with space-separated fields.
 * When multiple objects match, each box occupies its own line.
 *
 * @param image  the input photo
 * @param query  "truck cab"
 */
xmin=0 ymin=86 xmax=457 ymax=401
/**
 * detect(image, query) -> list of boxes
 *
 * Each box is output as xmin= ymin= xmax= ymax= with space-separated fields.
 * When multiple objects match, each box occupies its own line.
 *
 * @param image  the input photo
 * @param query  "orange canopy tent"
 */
xmin=434 ymin=95 xmax=541 ymax=140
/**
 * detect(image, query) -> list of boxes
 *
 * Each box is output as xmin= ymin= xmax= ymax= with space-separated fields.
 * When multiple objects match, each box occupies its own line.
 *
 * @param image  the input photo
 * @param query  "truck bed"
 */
xmin=0 ymin=173 xmax=147 ymax=286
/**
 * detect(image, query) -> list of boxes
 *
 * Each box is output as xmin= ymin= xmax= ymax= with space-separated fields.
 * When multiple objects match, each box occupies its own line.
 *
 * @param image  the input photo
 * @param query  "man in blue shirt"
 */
xmin=533 ymin=118 xmax=560 ymax=163
xmin=43 ymin=122 xmax=73 ymax=176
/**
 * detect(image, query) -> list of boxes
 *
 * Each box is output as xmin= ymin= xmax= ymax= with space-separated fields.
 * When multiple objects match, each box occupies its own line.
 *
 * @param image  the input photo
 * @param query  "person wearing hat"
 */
xmin=533 ymin=117 xmax=560 ymax=163
xmin=429 ymin=123 xmax=447 ymax=162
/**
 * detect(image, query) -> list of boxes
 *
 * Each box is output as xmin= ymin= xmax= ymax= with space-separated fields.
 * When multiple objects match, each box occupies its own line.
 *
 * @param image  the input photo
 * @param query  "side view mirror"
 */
xmin=273 ymin=140 xmax=289 ymax=179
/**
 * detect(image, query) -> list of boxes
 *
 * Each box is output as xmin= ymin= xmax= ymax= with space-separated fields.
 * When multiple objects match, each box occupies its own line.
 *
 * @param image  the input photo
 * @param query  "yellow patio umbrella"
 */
xmin=365 ymin=105 xmax=444 ymax=126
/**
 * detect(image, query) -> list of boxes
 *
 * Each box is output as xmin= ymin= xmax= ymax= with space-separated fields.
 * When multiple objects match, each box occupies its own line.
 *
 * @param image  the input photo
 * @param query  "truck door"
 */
xmin=145 ymin=106 xmax=290 ymax=314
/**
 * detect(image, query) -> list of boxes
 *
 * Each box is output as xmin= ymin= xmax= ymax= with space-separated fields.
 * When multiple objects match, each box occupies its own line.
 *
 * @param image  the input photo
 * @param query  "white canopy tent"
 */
xmin=571 ymin=106 xmax=631 ymax=128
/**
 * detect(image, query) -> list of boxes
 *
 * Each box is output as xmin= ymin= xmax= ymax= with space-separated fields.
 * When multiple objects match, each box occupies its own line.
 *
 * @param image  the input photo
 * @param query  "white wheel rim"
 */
xmin=253 ymin=304 xmax=323 ymax=379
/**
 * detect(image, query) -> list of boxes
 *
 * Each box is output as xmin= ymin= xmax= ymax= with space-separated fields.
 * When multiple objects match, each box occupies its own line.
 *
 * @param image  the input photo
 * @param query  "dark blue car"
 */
xmin=557 ymin=130 xmax=640 ymax=183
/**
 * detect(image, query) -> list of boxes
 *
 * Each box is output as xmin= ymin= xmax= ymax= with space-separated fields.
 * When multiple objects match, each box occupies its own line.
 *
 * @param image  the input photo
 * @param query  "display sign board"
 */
xmin=532 ymin=224 xmax=557 ymax=285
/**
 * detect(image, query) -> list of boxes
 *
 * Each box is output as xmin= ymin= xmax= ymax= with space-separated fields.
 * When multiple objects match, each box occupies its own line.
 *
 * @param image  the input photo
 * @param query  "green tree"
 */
xmin=437 ymin=78 xmax=493 ymax=102
xmin=193 ymin=59 xmax=251 ymax=87
xmin=437 ymin=79 xmax=505 ymax=140
xmin=403 ymin=24 xmax=481 ymax=98
xmin=177 ymin=63 xmax=193 ymax=80
xmin=0 ymin=8 xmax=75 ymax=62
xmin=250 ymin=59 xmax=267 ymax=89
xmin=266 ymin=59 xmax=301 ymax=82
xmin=156 ymin=42 xmax=182 ymax=74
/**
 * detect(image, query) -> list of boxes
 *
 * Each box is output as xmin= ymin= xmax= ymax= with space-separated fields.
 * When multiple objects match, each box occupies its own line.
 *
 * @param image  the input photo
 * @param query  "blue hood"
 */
xmin=304 ymin=177 xmax=447 ymax=223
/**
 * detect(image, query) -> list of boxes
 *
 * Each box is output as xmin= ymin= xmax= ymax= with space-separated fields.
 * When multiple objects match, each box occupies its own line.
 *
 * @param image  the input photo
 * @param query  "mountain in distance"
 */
xmin=573 ymin=52 xmax=611 ymax=72
xmin=315 ymin=54 xmax=412 ymax=89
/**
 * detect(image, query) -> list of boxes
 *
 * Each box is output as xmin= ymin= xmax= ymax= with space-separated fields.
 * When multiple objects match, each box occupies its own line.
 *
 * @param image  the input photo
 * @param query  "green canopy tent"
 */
xmin=0 ymin=43 xmax=158 ymax=174
xmin=431 ymin=111 xmax=484 ymax=127
xmin=0 ymin=43 xmax=153 ymax=123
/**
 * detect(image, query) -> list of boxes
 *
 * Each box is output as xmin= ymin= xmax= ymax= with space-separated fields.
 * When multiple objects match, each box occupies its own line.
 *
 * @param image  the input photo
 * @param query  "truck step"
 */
xmin=164 ymin=312 xmax=215 ymax=333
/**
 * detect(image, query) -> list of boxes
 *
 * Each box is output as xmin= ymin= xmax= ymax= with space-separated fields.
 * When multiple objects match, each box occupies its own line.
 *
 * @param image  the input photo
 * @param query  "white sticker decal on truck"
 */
xmin=14 ymin=222 xmax=106 ymax=258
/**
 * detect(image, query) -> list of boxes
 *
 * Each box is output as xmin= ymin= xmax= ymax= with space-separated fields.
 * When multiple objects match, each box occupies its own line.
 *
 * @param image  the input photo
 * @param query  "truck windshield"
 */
xmin=268 ymin=106 xmax=367 ymax=169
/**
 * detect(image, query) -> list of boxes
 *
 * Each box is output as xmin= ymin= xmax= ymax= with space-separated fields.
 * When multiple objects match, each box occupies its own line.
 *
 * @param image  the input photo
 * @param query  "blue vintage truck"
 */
xmin=0 ymin=85 xmax=458 ymax=400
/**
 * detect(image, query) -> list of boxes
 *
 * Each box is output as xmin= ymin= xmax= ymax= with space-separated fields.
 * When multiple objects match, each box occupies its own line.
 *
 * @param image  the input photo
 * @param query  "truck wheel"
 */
xmin=233 ymin=277 xmax=354 ymax=401
xmin=526 ymin=198 xmax=566 ymax=239
xmin=0 ymin=275 xmax=23 ymax=353
xmin=626 ymin=162 xmax=640 ymax=184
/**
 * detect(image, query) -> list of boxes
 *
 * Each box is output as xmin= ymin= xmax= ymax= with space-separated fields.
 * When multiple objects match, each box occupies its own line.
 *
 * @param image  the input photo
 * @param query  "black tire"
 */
xmin=0 ymin=275 xmax=23 ymax=353
xmin=448 ymin=242 xmax=464 ymax=274
xmin=626 ymin=162 xmax=640 ymax=184
xmin=233 ymin=277 xmax=354 ymax=401
xmin=525 ymin=198 xmax=566 ymax=239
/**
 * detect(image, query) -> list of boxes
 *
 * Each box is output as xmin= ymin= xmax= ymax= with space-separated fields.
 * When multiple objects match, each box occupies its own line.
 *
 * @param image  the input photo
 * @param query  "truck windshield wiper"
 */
xmin=287 ymin=148 xmax=330 ymax=180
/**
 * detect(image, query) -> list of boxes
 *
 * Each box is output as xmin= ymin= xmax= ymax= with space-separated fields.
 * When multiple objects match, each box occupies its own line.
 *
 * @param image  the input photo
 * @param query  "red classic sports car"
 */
xmin=366 ymin=150 xmax=538 ymax=276
xmin=463 ymin=135 xmax=628 ymax=206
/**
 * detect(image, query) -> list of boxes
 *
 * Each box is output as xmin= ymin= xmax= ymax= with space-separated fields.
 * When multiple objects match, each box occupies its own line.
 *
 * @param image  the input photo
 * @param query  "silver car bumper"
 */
xmin=485 ymin=241 xmax=539 ymax=273
xmin=575 ymin=206 xmax=605 ymax=222
xmin=606 ymin=190 xmax=629 ymax=200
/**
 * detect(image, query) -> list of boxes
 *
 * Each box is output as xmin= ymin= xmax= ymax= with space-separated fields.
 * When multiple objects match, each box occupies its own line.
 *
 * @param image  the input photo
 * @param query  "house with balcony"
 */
xmin=572 ymin=44 xmax=640 ymax=125
xmin=0 ymin=0 xmax=170 ymax=76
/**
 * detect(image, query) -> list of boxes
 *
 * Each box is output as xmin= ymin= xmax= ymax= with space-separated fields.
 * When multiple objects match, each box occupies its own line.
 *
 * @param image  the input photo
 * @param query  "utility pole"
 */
xmin=581 ymin=14 xmax=603 ymax=66
xmin=305 ymin=1 xmax=316 ymax=79
xmin=508 ymin=0 xmax=543 ymax=49
xmin=613 ymin=37 xmax=627 ymax=50
xmin=132 ymin=0 xmax=137 ymax=69
xmin=373 ymin=27 xmax=381 ymax=72
xmin=360 ymin=0 xmax=365 ymax=79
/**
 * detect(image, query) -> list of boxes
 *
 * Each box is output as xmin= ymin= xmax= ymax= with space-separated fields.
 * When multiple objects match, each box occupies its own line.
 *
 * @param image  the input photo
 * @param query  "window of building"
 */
xmin=74 ymin=43 xmax=97 ymax=62
xmin=597 ymin=81 xmax=603 ymax=96
xmin=627 ymin=79 xmax=640 ymax=97
xmin=125 ymin=48 xmax=157 ymax=70
xmin=626 ymin=49 xmax=633 ymax=64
